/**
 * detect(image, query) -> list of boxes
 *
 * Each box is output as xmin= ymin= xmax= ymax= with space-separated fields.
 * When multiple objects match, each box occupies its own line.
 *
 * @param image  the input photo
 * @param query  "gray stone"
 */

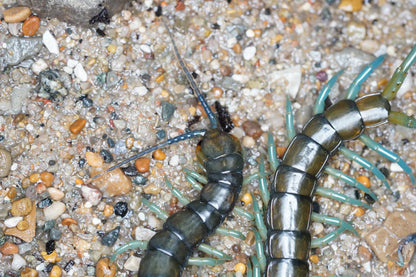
xmin=16 ymin=0 xmax=131 ymax=26
xmin=4 ymin=36 xmax=43 ymax=66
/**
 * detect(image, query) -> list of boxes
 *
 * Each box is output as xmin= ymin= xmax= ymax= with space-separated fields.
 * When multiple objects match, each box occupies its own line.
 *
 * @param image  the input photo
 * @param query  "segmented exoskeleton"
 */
xmin=89 ymin=19 xmax=244 ymax=276
xmin=264 ymin=46 xmax=416 ymax=276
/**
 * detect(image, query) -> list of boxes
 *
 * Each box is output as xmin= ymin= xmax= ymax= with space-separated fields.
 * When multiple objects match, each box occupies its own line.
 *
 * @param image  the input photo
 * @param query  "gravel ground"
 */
xmin=1 ymin=0 xmax=416 ymax=276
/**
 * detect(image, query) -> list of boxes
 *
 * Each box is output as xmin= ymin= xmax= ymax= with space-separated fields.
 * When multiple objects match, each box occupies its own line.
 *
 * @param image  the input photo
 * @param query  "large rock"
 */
xmin=16 ymin=0 xmax=131 ymax=26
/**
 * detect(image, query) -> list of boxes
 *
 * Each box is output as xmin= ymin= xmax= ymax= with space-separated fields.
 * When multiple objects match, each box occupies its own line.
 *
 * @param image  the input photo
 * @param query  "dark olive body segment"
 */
xmin=272 ymin=165 xmax=317 ymax=197
xmin=355 ymin=94 xmax=391 ymax=127
xmin=302 ymin=113 xmax=343 ymax=155
xmin=282 ymin=134 xmax=329 ymax=176
xmin=267 ymin=193 xmax=312 ymax=231
xmin=138 ymin=249 xmax=182 ymax=277
xmin=324 ymin=99 xmax=365 ymax=140
xmin=267 ymin=230 xmax=311 ymax=260
xmin=139 ymin=130 xmax=244 ymax=277
xmin=266 ymin=259 xmax=309 ymax=277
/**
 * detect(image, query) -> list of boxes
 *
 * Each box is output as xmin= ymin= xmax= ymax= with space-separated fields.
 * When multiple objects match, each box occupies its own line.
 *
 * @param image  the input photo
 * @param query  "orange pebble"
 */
xmin=29 ymin=173 xmax=40 ymax=183
xmin=75 ymin=178 xmax=84 ymax=185
xmin=0 ymin=242 xmax=19 ymax=255
xmin=40 ymin=172 xmax=54 ymax=187
xmin=357 ymin=175 xmax=370 ymax=188
xmin=22 ymin=16 xmax=40 ymax=36
xmin=135 ymin=158 xmax=151 ymax=173
xmin=355 ymin=207 xmax=365 ymax=217
xmin=96 ymin=258 xmax=116 ymax=277
xmin=276 ymin=146 xmax=287 ymax=159
xmin=175 ymin=0 xmax=185 ymax=11
xmin=155 ymin=74 xmax=165 ymax=83
xmin=103 ymin=204 xmax=114 ymax=217
xmin=69 ymin=118 xmax=87 ymax=135
xmin=61 ymin=218 xmax=78 ymax=226
xmin=309 ymin=254 xmax=319 ymax=264
xmin=21 ymin=267 xmax=39 ymax=277
xmin=153 ymin=149 xmax=166 ymax=161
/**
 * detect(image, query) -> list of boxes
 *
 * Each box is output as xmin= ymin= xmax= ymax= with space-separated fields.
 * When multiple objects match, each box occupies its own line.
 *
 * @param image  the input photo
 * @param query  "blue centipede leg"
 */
xmin=267 ymin=132 xmax=280 ymax=172
xmin=188 ymin=257 xmax=227 ymax=266
xmin=252 ymin=194 xmax=267 ymax=241
xmin=258 ymin=156 xmax=270 ymax=205
xmin=339 ymin=146 xmax=391 ymax=191
xmin=345 ymin=55 xmax=386 ymax=100
xmin=311 ymin=212 xmax=358 ymax=236
xmin=141 ymin=197 xmax=169 ymax=221
xmin=253 ymin=229 xmax=266 ymax=272
xmin=324 ymin=166 xmax=377 ymax=201
xmin=164 ymin=177 xmax=190 ymax=205
xmin=111 ymin=240 xmax=148 ymax=262
xmin=216 ymin=227 xmax=246 ymax=240
xmin=314 ymin=70 xmax=344 ymax=114
xmin=251 ymin=255 xmax=262 ymax=277
xmin=388 ymin=111 xmax=416 ymax=128
xmin=185 ymin=174 xmax=203 ymax=191
xmin=198 ymin=243 xmax=231 ymax=260
xmin=286 ymin=96 xmax=296 ymax=140
xmin=382 ymin=44 xmax=416 ymax=100
xmin=247 ymin=259 xmax=253 ymax=277
xmin=315 ymin=187 xmax=372 ymax=209
xmin=359 ymin=134 xmax=416 ymax=184
xmin=182 ymin=168 xmax=207 ymax=184
xmin=310 ymin=226 xmax=348 ymax=248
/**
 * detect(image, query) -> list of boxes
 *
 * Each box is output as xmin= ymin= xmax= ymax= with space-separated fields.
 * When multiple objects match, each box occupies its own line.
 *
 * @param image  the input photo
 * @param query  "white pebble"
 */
xmin=12 ymin=254 xmax=26 ymax=270
xmin=147 ymin=215 xmax=160 ymax=229
xmin=140 ymin=44 xmax=152 ymax=53
xmin=226 ymin=37 xmax=237 ymax=48
xmin=31 ymin=59 xmax=48 ymax=75
xmin=92 ymin=217 xmax=101 ymax=225
xmin=242 ymin=136 xmax=255 ymax=148
xmin=311 ymin=222 xmax=324 ymax=235
xmin=135 ymin=226 xmax=156 ymax=241
xmin=243 ymin=46 xmax=256 ymax=60
xmin=246 ymin=29 xmax=255 ymax=38
xmin=84 ymin=201 xmax=92 ymax=208
xmin=138 ymin=212 xmax=146 ymax=221
xmin=63 ymin=66 xmax=73 ymax=74
xmin=74 ymin=63 xmax=88 ymax=82
xmin=67 ymin=59 xmax=79 ymax=68
xmin=210 ymin=59 xmax=220 ymax=70
xmin=4 ymin=216 xmax=23 ymax=228
xmin=169 ymin=155 xmax=179 ymax=167
xmin=132 ymin=86 xmax=148 ymax=96
xmin=43 ymin=201 xmax=66 ymax=220
xmin=269 ymin=65 xmax=302 ymax=99
xmin=390 ymin=163 xmax=404 ymax=172
xmin=47 ymin=187 xmax=65 ymax=201
xmin=42 ymin=30 xmax=59 ymax=55
xmin=124 ymin=255 xmax=141 ymax=271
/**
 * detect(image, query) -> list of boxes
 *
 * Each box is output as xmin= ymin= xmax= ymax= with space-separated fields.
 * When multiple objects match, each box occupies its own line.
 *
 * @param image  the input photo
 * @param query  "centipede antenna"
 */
xmin=86 ymin=129 xmax=206 ymax=182
xmin=382 ymin=44 xmax=416 ymax=100
xmin=162 ymin=18 xmax=218 ymax=129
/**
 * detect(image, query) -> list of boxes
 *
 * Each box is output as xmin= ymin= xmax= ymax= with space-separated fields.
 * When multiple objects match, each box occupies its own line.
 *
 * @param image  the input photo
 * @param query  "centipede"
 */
xmin=249 ymin=45 xmax=416 ymax=277
xmin=88 ymin=18 xmax=246 ymax=276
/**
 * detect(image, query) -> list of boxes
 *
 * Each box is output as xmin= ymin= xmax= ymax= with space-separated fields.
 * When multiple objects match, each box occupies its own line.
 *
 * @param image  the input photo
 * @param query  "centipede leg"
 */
xmin=250 ymin=255 xmax=261 ymax=277
xmin=315 ymin=187 xmax=371 ymax=209
xmin=286 ymin=96 xmax=296 ymax=140
xmin=359 ymin=134 xmax=416 ymax=184
xmin=324 ymin=166 xmax=377 ymax=200
xmin=253 ymin=229 xmax=266 ymax=272
xmin=258 ymin=156 xmax=270 ymax=205
xmin=314 ymin=70 xmax=344 ymax=114
xmin=188 ymin=257 xmax=227 ymax=266
xmin=339 ymin=146 xmax=391 ymax=190
xmin=345 ymin=54 xmax=385 ymax=100
xmin=111 ymin=240 xmax=148 ymax=262
xmin=310 ymin=226 xmax=349 ymax=248
xmin=267 ymin=132 xmax=280 ymax=172
xmin=252 ymin=194 xmax=267 ymax=241
xmin=197 ymin=243 xmax=231 ymax=260
xmin=311 ymin=213 xmax=358 ymax=235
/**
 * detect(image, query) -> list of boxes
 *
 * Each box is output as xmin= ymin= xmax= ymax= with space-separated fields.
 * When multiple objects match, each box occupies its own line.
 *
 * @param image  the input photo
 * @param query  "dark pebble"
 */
xmin=380 ymin=167 xmax=389 ymax=178
xmin=312 ymin=201 xmax=320 ymax=213
xmin=37 ymin=197 xmax=53 ymax=208
xmin=156 ymin=129 xmax=166 ymax=140
xmin=316 ymin=70 xmax=328 ymax=82
xmin=264 ymin=7 xmax=271 ymax=15
xmin=64 ymin=260 xmax=75 ymax=272
xmin=48 ymin=160 xmax=56 ymax=166
xmin=106 ymin=71 xmax=119 ymax=88
xmin=97 ymin=230 xmax=105 ymax=238
xmin=0 ymin=135 xmax=4 ymax=142
xmin=114 ymin=201 xmax=128 ymax=217
xmin=45 ymin=263 xmax=54 ymax=273
xmin=242 ymin=120 xmax=262 ymax=139
xmin=81 ymin=97 xmax=93 ymax=108
xmin=133 ymin=175 xmax=148 ymax=186
xmin=123 ymin=166 xmax=139 ymax=177
xmin=43 ymin=220 xmax=55 ymax=231
xmin=393 ymin=191 xmax=400 ymax=201
xmin=101 ymin=226 xmax=120 ymax=246
xmin=141 ymin=73 xmax=151 ymax=82
xmin=46 ymin=240 xmax=55 ymax=254
xmin=78 ymin=158 xmax=86 ymax=168
xmin=100 ymin=149 xmax=113 ymax=163
xmin=364 ymin=193 xmax=376 ymax=205
xmin=93 ymin=116 xmax=105 ymax=125
xmin=0 ymin=229 xmax=5 ymax=246
xmin=107 ymin=138 xmax=115 ymax=148
xmin=49 ymin=228 xmax=61 ymax=241
xmin=321 ymin=7 xmax=331 ymax=20
xmin=161 ymin=101 xmax=176 ymax=122
xmin=231 ymin=244 xmax=241 ymax=253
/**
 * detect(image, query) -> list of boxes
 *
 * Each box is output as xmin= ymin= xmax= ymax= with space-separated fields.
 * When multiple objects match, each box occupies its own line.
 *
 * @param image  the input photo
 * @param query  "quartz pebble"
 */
xmin=74 ymin=63 xmax=88 ymax=82
xmin=42 ymin=30 xmax=59 ymax=55
xmin=85 ymin=151 xmax=103 ymax=167
xmin=243 ymin=46 xmax=256 ymax=60
xmin=31 ymin=59 xmax=48 ymax=75
xmin=12 ymin=253 xmax=26 ymax=270
xmin=124 ymin=255 xmax=140 ymax=271
xmin=0 ymin=148 xmax=12 ymax=177
xmin=5 ymin=216 xmax=23 ymax=228
xmin=90 ymin=166 xmax=132 ymax=196
xmin=357 ymin=245 xmax=372 ymax=262
xmin=43 ymin=201 xmax=66 ymax=220
xmin=3 ymin=7 xmax=31 ymax=23
xmin=48 ymin=187 xmax=65 ymax=201
xmin=81 ymin=184 xmax=103 ymax=206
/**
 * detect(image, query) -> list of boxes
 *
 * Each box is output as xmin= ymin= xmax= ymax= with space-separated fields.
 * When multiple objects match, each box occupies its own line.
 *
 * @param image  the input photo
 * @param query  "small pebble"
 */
xmin=49 ymin=265 xmax=62 ymax=277
xmin=46 ymin=240 xmax=56 ymax=254
xmin=114 ymin=201 xmax=128 ymax=217
xmin=64 ymin=260 xmax=75 ymax=272
xmin=243 ymin=46 xmax=256 ymax=60
xmin=61 ymin=218 xmax=77 ymax=226
xmin=85 ymin=151 xmax=104 ymax=167
xmin=152 ymin=149 xmax=166 ymax=160
xmin=74 ymin=63 xmax=88 ymax=82
xmin=81 ymin=184 xmax=103 ymax=206
xmin=37 ymin=197 xmax=53 ymax=209
xmin=69 ymin=118 xmax=87 ymax=135
xmin=90 ymin=167 xmax=132 ymax=196
xmin=22 ymin=16 xmax=40 ymax=36
xmin=101 ymin=226 xmax=120 ymax=246
xmin=135 ymin=158 xmax=151 ymax=173
xmin=242 ymin=136 xmax=255 ymax=148
xmin=40 ymin=172 xmax=54 ymax=187
xmin=3 ymin=7 xmax=31 ymax=23
xmin=242 ymin=120 xmax=263 ymax=139
xmin=316 ymin=70 xmax=328 ymax=82
xmin=143 ymin=184 xmax=161 ymax=195
xmin=96 ymin=258 xmax=116 ymax=277
xmin=123 ymin=255 xmax=140 ymax=271
xmin=161 ymin=101 xmax=176 ymax=121
xmin=21 ymin=267 xmax=39 ymax=277
xmin=0 ymin=148 xmax=12 ymax=177
xmin=0 ymin=241 xmax=19 ymax=255
xmin=338 ymin=0 xmax=362 ymax=12
xmin=123 ymin=165 xmax=139 ymax=177
xmin=31 ymin=59 xmax=48 ymax=75
xmin=358 ymin=245 xmax=372 ymax=262
xmin=43 ymin=201 xmax=66 ymax=220
xmin=12 ymin=253 xmax=26 ymax=270
xmin=47 ymin=188 xmax=65 ymax=201
xmin=11 ymin=197 xmax=33 ymax=217
xmin=42 ymin=30 xmax=59 ymax=55
xmin=49 ymin=228 xmax=61 ymax=241
xmin=132 ymin=175 xmax=148 ymax=186
xmin=16 ymin=220 xmax=29 ymax=231
xmin=100 ymin=149 xmax=114 ymax=163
